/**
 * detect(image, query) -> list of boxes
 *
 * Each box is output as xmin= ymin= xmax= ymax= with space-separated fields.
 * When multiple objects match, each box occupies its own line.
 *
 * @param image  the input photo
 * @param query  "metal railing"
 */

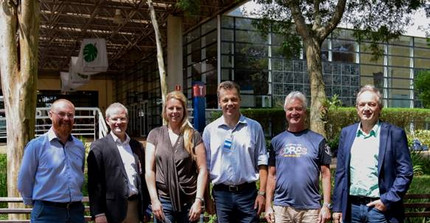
xmin=0 ymin=107 xmax=108 ymax=141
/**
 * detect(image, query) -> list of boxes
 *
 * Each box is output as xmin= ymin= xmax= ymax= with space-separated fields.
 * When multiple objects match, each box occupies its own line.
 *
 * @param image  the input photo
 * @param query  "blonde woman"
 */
xmin=145 ymin=91 xmax=207 ymax=223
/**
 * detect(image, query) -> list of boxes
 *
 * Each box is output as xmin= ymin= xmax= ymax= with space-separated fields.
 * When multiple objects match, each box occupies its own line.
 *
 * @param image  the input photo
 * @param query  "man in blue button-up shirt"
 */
xmin=18 ymin=99 xmax=86 ymax=223
xmin=203 ymin=81 xmax=268 ymax=223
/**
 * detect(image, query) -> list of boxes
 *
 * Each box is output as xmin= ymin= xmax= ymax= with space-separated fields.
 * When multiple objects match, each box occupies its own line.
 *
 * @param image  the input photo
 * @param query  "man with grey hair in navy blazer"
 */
xmin=332 ymin=85 xmax=413 ymax=223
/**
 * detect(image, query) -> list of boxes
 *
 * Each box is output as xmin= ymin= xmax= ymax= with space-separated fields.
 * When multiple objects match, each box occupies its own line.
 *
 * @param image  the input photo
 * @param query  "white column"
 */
xmin=167 ymin=16 xmax=183 ymax=91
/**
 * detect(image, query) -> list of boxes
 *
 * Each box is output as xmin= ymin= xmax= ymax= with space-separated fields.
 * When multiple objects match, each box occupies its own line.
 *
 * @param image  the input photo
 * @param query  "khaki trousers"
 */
xmin=273 ymin=205 xmax=319 ymax=223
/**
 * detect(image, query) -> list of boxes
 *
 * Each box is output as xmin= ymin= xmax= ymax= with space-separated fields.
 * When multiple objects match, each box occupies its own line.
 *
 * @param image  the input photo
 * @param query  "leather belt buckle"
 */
xmin=228 ymin=185 xmax=239 ymax=192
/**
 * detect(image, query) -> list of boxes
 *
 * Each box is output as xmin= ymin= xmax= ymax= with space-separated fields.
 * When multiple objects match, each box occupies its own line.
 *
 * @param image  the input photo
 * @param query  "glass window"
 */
xmin=235 ymin=30 xmax=267 ymax=44
xmin=414 ymin=58 xmax=430 ymax=69
xmin=221 ymin=42 xmax=233 ymax=54
xmin=202 ymin=31 xmax=217 ymax=48
xmin=221 ymin=16 xmax=234 ymax=28
xmin=414 ymin=37 xmax=430 ymax=48
xmin=389 ymin=55 xmax=410 ymax=68
xmin=389 ymin=45 xmax=411 ymax=57
xmin=234 ymin=56 xmax=268 ymax=70
xmin=360 ymin=52 xmax=384 ymax=65
xmin=221 ymin=55 xmax=233 ymax=68
xmin=221 ymin=29 xmax=234 ymax=41
xmin=331 ymin=29 xmax=354 ymax=39
xmin=235 ymin=43 xmax=268 ymax=57
xmin=390 ymin=36 xmax=411 ymax=46
xmin=360 ymin=65 xmax=384 ymax=88
xmin=235 ymin=17 xmax=258 ymax=31
xmin=185 ymin=28 xmax=200 ymax=44
xmin=202 ymin=18 xmax=217 ymax=35
xmin=221 ymin=69 xmax=232 ymax=81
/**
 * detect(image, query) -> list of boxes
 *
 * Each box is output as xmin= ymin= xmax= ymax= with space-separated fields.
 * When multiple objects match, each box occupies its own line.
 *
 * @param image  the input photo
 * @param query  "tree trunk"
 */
xmin=0 ymin=1 xmax=39 ymax=220
xmin=147 ymin=0 xmax=168 ymax=110
xmin=304 ymin=38 xmax=327 ymax=137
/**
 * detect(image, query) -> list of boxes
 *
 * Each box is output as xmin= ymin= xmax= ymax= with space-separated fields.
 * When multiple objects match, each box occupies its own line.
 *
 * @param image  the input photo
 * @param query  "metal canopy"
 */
xmin=38 ymin=0 xmax=243 ymax=76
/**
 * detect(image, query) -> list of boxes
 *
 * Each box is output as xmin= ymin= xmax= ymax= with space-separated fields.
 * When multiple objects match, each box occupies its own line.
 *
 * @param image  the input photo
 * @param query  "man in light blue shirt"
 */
xmin=18 ymin=99 xmax=85 ymax=223
xmin=203 ymin=81 xmax=268 ymax=223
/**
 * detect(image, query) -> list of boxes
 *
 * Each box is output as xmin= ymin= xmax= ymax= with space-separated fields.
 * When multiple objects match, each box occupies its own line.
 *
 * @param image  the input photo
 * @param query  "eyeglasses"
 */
xmin=51 ymin=111 xmax=74 ymax=119
xmin=109 ymin=117 xmax=127 ymax=123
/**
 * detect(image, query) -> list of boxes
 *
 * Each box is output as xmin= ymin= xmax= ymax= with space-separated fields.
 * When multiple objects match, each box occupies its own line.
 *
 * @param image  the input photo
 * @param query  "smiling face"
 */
xmin=285 ymin=98 xmax=306 ymax=131
xmin=356 ymin=91 xmax=381 ymax=126
xmin=165 ymin=98 xmax=185 ymax=127
xmin=218 ymin=88 xmax=241 ymax=120
xmin=49 ymin=99 xmax=75 ymax=138
xmin=106 ymin=107 xmax=128 ymax=140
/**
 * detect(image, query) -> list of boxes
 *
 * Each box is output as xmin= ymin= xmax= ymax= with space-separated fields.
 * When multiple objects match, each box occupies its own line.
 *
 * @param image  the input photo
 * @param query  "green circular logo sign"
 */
xmin=83 ymin=43 xmax=98 ymax=62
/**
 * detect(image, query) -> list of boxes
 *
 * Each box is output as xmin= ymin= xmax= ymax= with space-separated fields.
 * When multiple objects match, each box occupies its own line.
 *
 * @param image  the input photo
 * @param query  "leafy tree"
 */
xmin=0 ymin=0 xmax=39 ymax=219
xmin=414 ymin=70 xmax=430 ymax=108
xmin=249 ymin=0 xmax=423 ymax=136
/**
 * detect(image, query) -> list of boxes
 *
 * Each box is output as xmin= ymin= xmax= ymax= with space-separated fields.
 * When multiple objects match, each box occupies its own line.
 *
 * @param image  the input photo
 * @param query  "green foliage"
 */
xmin=176 ymin=0 xmax=200 ymax=16
xmin=414 ymin=70 xmax=430 ymax=108
xmin=408 ymin=175 xmax=430 ymax=194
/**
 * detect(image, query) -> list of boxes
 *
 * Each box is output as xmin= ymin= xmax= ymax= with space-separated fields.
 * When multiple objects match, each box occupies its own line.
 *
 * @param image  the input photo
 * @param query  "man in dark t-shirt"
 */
xmin=265 ymin=91 xmax=332 ymax=223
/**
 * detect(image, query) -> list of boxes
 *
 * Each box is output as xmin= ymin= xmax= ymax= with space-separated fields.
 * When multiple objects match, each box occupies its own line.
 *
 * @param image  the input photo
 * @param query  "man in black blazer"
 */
xmin=88 ymin=103 xmax=149 ymax=223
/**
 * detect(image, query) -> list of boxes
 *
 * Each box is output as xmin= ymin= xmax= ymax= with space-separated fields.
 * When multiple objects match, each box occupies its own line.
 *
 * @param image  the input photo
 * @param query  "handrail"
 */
xmin=96 ymin=108 xmax=108 ymax=138
xmin=35 ymin=107 xmax=108 ymax=140
xmin=0 ymin=107 xmax=108 ymax=141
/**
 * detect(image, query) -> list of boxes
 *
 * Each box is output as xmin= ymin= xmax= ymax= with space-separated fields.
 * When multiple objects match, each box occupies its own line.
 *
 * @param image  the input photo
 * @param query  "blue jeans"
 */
xmin=154 ymin=197 xmax=195 ymax=223
xmin=347 ymin=203 xmax=388 ymax=223
xmin=31 ymin=200 xmax=85 ymax=223
xmin=212 ymin=184 xmax=258 ymax=223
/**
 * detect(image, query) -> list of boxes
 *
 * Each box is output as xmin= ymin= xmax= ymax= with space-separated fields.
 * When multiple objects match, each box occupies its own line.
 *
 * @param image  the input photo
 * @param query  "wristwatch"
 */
xmin=195 ymin=196 xmax=205 ymax=206
xmin=257 ymin=191 xmax=266 ymax=197
xmin=323 ymin=202 xmax=333 ymax=210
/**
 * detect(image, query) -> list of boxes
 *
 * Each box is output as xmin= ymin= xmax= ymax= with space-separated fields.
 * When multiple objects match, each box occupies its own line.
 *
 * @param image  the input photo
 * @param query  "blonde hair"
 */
xmin=162 ymin=91 xmax=195 ymax=159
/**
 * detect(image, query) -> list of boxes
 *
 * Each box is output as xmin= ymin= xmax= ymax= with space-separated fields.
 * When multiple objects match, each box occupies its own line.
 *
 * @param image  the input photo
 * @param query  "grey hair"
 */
xmin=356 ymin=85 xmax=383 ymax=109
xmin=284 ymin=91 xmax=307 ymax=111
xmin=105 ymin=102 xmax=128 ymax=119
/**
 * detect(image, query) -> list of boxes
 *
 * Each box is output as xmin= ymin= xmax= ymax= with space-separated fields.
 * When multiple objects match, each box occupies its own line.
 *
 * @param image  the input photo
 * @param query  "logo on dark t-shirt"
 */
xmin=280 ymin=144 xmax=308 ymax=157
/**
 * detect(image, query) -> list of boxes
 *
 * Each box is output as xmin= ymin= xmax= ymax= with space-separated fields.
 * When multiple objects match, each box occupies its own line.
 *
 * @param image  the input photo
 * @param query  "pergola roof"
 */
xmin=39 ymin=0 xmax=244 ymax=76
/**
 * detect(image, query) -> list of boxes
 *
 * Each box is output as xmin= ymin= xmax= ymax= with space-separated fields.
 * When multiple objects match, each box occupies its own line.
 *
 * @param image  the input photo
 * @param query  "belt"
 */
xmin=213 ymin=182 xmax=255 ymax=192
xmin=128 ymin=194 xmax=139 ymax=201
xmin=40 ymin=200 xmax=82 ymax=209
xmin=349 ymin=196 xmax=379 ymax=205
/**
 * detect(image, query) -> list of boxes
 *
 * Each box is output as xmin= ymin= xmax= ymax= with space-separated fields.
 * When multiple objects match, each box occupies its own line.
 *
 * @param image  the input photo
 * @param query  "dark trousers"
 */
xmin=212 ymin=183 xmax=258 ymax=223
xmin=31 ymin=200 xmax=85 ymax=223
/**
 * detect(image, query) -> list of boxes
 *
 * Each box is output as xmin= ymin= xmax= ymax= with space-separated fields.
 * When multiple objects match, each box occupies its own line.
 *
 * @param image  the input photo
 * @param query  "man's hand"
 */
xmin=265 ymin=206 xmax=275 ymax=223
xmin=318 ymin=206 xmax=331 ymax=223
xmin=205 ymin=196 xmax=216 ymax=215
xmin=367 ymin=199 xmax=387 ymax=212
xmin=254 ymin=193 xmax=265 ymax=215
xmin=332 ymin=212 xmax=342 ymax=223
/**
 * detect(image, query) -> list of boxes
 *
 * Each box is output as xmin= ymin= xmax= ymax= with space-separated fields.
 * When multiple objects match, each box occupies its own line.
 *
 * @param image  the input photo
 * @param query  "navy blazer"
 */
xmin=332 ymin=122 xmax=413 ymax=223
xmin=87 ymin=134 xmax=150 ymax=222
